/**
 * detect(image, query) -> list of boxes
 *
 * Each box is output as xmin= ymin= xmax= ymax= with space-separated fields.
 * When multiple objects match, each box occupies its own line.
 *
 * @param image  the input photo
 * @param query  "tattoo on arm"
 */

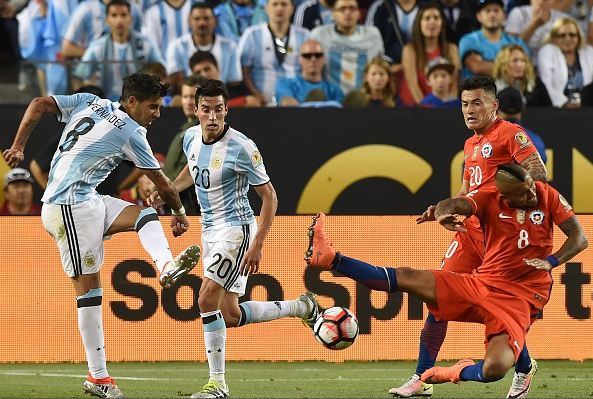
xmin=555 ymin=216 xmax=589 ymax=264
xmin=520 ymin=153 xmax=547 ymax=182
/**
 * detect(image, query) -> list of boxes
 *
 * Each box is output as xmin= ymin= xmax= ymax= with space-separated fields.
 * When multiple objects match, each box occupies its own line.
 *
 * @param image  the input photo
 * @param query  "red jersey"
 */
xmin=463 ymin=119 xmax=537 ymax=191
xmin=464 ymin=182 xmax=574 ymax=308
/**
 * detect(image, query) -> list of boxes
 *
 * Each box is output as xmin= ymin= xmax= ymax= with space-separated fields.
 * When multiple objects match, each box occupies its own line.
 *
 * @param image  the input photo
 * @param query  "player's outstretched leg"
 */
xmin=83 ymin=375 xmax=124 ymax=399
xmin=420 ymin=358 xmax=475 ymax=384
xmin=507 ymin=357 xmax=538 ymax=398
xmin=159 ymin=245 xmax=201 ymax=288
xmin=236 ymin=291 xmax=320 ymax=329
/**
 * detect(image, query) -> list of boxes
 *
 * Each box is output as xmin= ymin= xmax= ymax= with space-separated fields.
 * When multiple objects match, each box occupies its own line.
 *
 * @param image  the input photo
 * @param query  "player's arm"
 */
xmin=2 ymin=96 xmax=58 ymax=167
xmin=520 ymin=152 xmax=547 ymax=182
xmin=434 ymin=197 xmax=474 ymax=232
xmin=416 ymin=179 xmax=470 ymax=224
xmin=524 ymin=216 xmax=588 ymax=271
xmin=144 ymin=168 xmax=189 ymax=237
xmin=239 ymin=182 xmax=278 ymax=276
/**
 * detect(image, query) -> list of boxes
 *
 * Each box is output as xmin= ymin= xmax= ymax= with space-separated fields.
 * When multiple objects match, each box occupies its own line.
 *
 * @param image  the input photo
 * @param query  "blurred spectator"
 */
xmin=237 ymin=0 xmax=310 ymax=105
xmin=505 ymin=0 xmax=570 ymax=58
xmin=119 ymin=172 xmax=166 ymax=214
xmin=365 ymin=0 xmax=422 ymax=67
xmin=399 ymin=3 xmax=460 ymax=106
xmin=311 ymin=0 xmax=383 ymax=94
xmin=458 ymin=0 xmax=529 ymax=78
xmin=73 ymin=0 xmax=165 ymax=100
xmin=190 ymin=50 xmax=262 ymax=106
xmin=438 ymin=0 xmax=480 ymax=44
xmin=142 ymin=0 xmax=193 ymax=57
xmin=293 ymin=0 xmax=335 ymax=30
xmin=343 ymin=57 xmax=396 ymax=106
xmin=497 ymin=86 xmax=548 ymax=163
xmin=419 ymin=56 xmax=461 ymax=107
xmin=492 ymin=43 xmax=552 ymax=106
xmin=0 ymin=168 xmax=42 ymax=216
xmin=167 ymin=2 xmax=241 ymax=93
xmin=162 ymin=75 xmax=200 ymax=213
xmin=275 ymin=39 xmax=344 ymax=105
xmin=551 ymin=0 xmax=590 ymax=36
xmin=16 ymin=0 xmax=47 ymax=94
xmin=538 ymin=16 xmax=593 ymax=107
xmin=62 ymin=0 xmax=143 ymax=59
xmin=214 ymin=0 xmax=268 ymax=41
xmin=140 ymin=61 xmax=174 ymax=106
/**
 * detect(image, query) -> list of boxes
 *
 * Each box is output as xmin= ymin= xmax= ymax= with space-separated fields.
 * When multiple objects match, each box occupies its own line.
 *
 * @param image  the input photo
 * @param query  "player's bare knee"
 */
xmin=482 ymin=357 xmax=513 ymax=381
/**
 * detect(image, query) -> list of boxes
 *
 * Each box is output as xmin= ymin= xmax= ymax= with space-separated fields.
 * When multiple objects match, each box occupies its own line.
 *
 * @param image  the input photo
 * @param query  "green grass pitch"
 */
xmin=0 ymin=360 xmax=592 ymax=398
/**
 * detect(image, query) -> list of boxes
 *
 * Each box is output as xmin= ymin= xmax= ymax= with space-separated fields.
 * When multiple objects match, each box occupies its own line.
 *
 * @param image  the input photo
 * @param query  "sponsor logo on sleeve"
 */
xmin=559 ymin=194 xmax=573 ymax=211
xmin=251 ymin=151 xmax=263 ymax=167
xmin=515 ymin=131 xmax=532 ymax=148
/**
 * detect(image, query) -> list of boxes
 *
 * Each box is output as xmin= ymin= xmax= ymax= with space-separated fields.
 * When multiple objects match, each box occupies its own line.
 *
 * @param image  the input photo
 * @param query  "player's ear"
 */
xmin=492 ymin=98 xmax=499 ymax=111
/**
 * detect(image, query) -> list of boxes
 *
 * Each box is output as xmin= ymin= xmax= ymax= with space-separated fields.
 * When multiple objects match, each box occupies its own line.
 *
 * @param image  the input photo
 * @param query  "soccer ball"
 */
xmin=313 ymin=307 xmax=359 ymax=350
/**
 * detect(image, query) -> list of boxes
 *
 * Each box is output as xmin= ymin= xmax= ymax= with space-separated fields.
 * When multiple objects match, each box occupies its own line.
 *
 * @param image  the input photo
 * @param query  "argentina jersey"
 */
xmin=166 ymin=33 xmax=241 ymax=82
xmin=310 ymin=24 xmax=383 ymax=94
xmin=183 ymin=124 xmax=269 ymax=230
xmin=42 ymin=93 xmax=161 ymax=205
xmin=237 ymin=23 xmax=310 ymax=104
xmin=143 ymin=0 xmax=192 ymax=57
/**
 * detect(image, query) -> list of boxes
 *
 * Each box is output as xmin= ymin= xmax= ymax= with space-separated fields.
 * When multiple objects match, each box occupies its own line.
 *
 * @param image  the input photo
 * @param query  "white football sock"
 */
xmin=135 ymin=208 xmax=173 ymax=273
xmin=76 ymin=288 xmax=108 ymax=379
xmin=201 ymin=310 xmax=226 ymax=388
xmin=238 ymin=299 xmax=307 ymax=325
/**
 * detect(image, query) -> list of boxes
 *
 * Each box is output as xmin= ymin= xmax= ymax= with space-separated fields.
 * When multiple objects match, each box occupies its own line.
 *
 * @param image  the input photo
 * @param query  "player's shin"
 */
xmin=77 ymin=288 xmax=108 ymax=379
xmin=416 ymin=313 xmax=448 ymax=375
xmin=237 ymin=300 xmax=306 ymax=325
xmin=134 ymin=207 xmax=174 ymax=272
xmin=333 ymin=253 xmax=398 ymax=292
xmin=201 ymin=310 xmax=227 ymax=389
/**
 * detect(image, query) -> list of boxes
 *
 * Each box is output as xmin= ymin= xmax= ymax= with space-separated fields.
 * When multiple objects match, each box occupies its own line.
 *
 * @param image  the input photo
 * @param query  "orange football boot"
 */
xmin=304 ymin=212 xmax=337 ymax=269
xmin=421 ymin=358 xmax=475 ymax=384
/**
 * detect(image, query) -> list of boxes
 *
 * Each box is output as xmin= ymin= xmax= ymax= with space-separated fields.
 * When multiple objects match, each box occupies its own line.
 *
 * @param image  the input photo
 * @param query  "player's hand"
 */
xmin=523 ymin=257 xmax=553 ymax=271
xmin=2 ymin=147 xmax=24 ymax=168
xmin=416 ymin=205 xmax=437 ymax=224
xmin=147 ymin=191 xmax=164 ymax=209
xmin=436 ymin=213 xmax=467 ymax=232
xmin=239 ymin=243 xmax=262 ymax=276
xmin=170 ymin=214 xmax=189 ymax=237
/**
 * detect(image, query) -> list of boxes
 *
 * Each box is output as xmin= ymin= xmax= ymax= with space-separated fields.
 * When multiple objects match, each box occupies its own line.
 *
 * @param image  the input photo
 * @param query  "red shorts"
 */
xmin=440 ymin=216 xmax=484 ymax=274
xmin=427 ymin=271 xmax=539 ymax=361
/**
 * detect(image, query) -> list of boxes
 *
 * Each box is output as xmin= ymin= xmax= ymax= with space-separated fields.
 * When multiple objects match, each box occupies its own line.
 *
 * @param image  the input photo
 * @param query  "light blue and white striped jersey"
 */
xmin=310 ymin=24 xmax=383 ymax=94
xmin=64 ymin=0 xmax=143 ymax=48
xmin=237 ymin=23 xmax=310 ymax=104
xmin=74 ymin=32 xmax=165 ymax=100
xmin=182 ymin=124 xmax=270 ymax=231
xmin=142 ymin=0 xmax=192 ymax=57
xmin=166 ymin=33 xmax=242 ymax=82
xmin=43 ymin=93 xmax=161 ymax=205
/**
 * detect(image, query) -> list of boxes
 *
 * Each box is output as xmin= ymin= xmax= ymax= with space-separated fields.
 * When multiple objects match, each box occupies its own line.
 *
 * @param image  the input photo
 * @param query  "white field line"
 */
xmin=0 ymin=371 xmax=591 ymax=382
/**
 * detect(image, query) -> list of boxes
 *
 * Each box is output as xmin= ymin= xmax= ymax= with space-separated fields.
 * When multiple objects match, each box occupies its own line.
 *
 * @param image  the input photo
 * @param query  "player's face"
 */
xmin=196 ymin=95 xmax=228 ymax=137
xmin=192 ymin=61 xmax=220 ymax=80
xmin=365 ymin=64 xmax=389 ymax=92
xmin=553 ymin=22 xmax=580 ymax=52
xmin=333 ymin=0 xmax=360 ymax=31
xmin=106 ymin=5 xmax=132 ymax=35
xmin=129 ymin=96 xmax=162 ymax=127
xmin=181 ymin=84 xmax=197 ymax=118
xmin=420 ymin=8 xmax=443 ymax=39
xmin=500 ymin=176 xmax=538 ymax=209
xmin=189 ymin=8 xmax=215 ymax=37
xmin=507 ymin=49 xmax=527 ymax=80
xmin=461 ymin=89 xmax=499 ymax=132
xmin=477 ymin=4 xmax=504 ymax=31
xmin=265 ymin=0 xmax=293 ymax=24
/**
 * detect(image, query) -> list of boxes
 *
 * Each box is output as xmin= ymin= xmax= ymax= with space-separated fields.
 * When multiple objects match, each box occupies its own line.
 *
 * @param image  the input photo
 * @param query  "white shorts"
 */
xmin=202 ymin=222 xmax=257 ymax=296
xmin=41 ymin=195 xmax=133 ymax=277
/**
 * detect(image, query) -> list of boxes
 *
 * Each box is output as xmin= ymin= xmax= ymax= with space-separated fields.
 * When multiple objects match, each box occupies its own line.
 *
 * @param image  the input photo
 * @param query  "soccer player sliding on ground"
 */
xmin=305 ymin=164 xmax=587 ymax=397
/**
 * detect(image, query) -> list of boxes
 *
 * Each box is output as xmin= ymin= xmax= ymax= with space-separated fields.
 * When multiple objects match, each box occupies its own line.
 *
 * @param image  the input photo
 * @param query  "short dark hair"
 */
xmin=194 ymin=79 xmax=228 ymax=105
xmin=459 ymin=75 xmax=497 ymax=98
xmin=120 ymin=72 xmax=169 ymax=102
xmin=190 ymin=2 xmax=214 ymax=13
xmin=74 ymin=84 xmax=105 ymax=98
xmin=497 ymin=163 xmax=528 ymax=182
xmin=106 ymin=0 xmax=130 ymax=14
xmin=189 ymin=51 xmax=218 ymax=71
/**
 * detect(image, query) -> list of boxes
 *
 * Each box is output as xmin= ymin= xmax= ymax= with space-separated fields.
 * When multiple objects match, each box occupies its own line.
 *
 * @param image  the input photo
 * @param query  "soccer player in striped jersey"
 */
xmin=142 ymin=0 xmax=193 ymax=59
xmin=2 ymin=73 xmax=200 ymax=399
xmin=166 ymin=3 xmax=241 ymax=90
xmin=147 ymin=80 xmax=319 ymax=398
xmin=237 ymin=0 xmax=310 ymax=105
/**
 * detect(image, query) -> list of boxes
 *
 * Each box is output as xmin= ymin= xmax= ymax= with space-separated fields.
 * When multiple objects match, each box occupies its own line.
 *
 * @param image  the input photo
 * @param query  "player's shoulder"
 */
xmin=491 ymin=119 xmax=526 ymax=141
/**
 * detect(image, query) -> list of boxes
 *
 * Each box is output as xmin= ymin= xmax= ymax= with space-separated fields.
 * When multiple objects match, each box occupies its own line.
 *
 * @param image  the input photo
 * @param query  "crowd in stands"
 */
xmin=1 ymin=0 xmax=593 ymax=108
